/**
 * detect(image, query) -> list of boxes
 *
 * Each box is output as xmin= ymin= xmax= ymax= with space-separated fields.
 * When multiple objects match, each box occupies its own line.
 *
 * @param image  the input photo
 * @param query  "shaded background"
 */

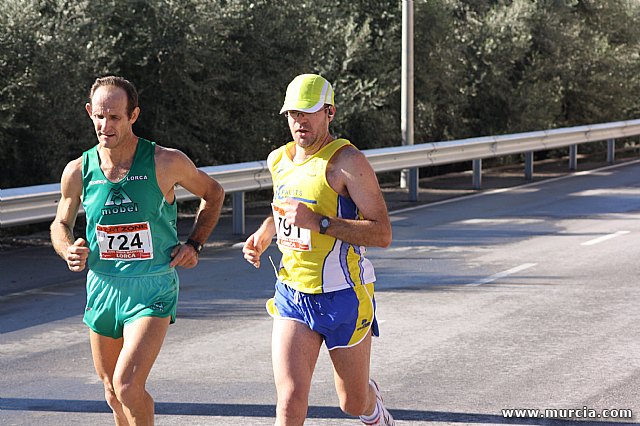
xmin=1 ymin=0 xmax=639 ymax=188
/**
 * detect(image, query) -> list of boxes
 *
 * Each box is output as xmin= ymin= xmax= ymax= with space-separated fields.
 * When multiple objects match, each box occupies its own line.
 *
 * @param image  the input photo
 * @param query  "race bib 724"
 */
xmin=96 ymin=222 xmax=154 ymax=260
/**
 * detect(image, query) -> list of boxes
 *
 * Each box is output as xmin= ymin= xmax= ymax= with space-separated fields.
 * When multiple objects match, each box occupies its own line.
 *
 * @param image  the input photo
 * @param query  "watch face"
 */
xmin=321 ymin=218 xmax=330 ymax=227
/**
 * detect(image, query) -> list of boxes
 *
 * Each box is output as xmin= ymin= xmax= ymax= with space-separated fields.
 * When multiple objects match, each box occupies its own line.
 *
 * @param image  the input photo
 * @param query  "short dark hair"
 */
xmin=89 ymin=76 xmax=139 ymax=118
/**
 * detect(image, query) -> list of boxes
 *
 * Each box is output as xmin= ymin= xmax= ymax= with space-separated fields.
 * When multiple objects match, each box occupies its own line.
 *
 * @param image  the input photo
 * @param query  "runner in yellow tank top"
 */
xmin=269 ymin=137 xmax=376 ymax=294
xmin=243 ymin=74 xmax=395 ymax=426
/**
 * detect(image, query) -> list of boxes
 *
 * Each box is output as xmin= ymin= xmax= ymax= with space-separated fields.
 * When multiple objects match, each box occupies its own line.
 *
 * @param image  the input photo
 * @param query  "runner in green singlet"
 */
xmin=51 ymin=76 xmax=224 ymax=425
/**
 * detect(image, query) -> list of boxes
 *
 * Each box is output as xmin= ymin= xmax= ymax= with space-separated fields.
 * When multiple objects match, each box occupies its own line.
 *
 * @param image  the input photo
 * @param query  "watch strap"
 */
xmin=185 ymin=238 xmax=203 ymax=254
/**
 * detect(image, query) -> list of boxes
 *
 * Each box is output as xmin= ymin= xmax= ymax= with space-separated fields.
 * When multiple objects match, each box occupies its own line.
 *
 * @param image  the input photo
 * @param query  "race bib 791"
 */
xmin=272 ymin=204 xmax=311 ymax=251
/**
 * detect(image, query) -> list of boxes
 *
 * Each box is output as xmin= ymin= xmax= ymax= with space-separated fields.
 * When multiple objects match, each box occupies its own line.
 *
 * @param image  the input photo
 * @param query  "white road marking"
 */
xmin=461 ymin=218 xmax=545 ymax=225
xmin=581 ymin=231 xmax=630 ymax=246
xmin=390 ymin=215 xmax=408 ymax=223
xmin=571 ymin=188 xmax=640 ymax=197
xmin=467 ymin=263 xmax=537 ymax=286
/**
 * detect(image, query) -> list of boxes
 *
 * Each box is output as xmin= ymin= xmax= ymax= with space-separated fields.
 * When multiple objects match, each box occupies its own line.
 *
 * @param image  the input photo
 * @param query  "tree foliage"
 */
xmin=1 ymin=0 xmax=639 ymax=188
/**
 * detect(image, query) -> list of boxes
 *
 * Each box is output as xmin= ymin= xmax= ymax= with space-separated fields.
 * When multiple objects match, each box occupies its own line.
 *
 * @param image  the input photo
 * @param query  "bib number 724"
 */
xmin=106 ymin=233 xmax=144 ymax=250
xmin=96 ymin=222 xmax=154 ymax=260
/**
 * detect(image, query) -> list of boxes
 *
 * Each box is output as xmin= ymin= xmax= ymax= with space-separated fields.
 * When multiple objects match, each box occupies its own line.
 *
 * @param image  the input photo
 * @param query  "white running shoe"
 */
xmin=360 ymin=379 xmax=396 ymax=426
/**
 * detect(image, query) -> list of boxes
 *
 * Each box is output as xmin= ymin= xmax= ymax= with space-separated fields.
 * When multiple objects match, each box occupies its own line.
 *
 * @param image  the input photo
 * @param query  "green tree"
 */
xmin=1 ymin=0 xmax=640 ymax=189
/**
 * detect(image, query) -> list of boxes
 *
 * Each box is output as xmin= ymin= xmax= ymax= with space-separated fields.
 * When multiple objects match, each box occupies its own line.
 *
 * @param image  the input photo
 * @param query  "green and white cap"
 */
xmin=280 ymin=74 xmax=335 ymax=114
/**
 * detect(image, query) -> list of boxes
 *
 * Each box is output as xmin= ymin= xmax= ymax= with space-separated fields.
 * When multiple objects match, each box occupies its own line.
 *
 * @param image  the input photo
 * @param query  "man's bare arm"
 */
xmin=159 ymin=148 xmax=225 ymax=267
xmin=242 ymin=216 xmax=276 ymax=268
xmin=283 ymin=146 xmax=392 ymax=248
xmin=328 ymin=147 xmax=391 ymax=247
xmin=50 ymin=158 xmax=90 ymax=271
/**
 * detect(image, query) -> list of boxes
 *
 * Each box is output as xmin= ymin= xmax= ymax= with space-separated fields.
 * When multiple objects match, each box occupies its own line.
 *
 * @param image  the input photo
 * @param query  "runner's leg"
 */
xmin=114 ymin=316 xmax=170 ymax=425
xmin=89 ymin=330 xmax=129 ymax=425
xmin=272 ymin=318 xmax=323 ymax=426
xmin=329 ymin=331 xmax=376 ymax=416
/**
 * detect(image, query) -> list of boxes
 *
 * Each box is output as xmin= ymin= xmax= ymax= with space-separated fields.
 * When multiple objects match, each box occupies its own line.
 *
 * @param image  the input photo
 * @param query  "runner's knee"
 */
xmin=276 ymin=392 xmax=308 ymax=423
xmin=102 ymin=382 xmax=121 ymax=409
xmin=337 ymin=386 xmax=370 ymax=416
xmin=114 ymin=380 xmax=145 ymax=407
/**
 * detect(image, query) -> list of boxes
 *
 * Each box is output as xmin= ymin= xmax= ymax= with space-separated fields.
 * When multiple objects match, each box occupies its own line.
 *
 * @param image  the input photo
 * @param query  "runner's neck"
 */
xmin=293 ymin=134 xmax=334 ymax=163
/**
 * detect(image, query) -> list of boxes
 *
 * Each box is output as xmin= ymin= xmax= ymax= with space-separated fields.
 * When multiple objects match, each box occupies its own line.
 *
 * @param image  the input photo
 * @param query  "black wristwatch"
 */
xmin=319 ymin=216 xmax=331 ymax=234
xmin=185 ymin=238 xmax=203 ymax=254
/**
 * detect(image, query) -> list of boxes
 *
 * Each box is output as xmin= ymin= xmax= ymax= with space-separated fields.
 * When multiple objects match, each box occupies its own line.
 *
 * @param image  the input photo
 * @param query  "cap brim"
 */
xmin=279 ymin=102 xmax=326 ymax=115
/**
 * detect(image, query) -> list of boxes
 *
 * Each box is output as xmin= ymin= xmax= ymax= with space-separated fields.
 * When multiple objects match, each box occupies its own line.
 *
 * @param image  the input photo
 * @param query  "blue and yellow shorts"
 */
xmin=83 ymin=269 xmax=179 ymax=339
xmin=266 ymin=280 xmax=379 ymax=350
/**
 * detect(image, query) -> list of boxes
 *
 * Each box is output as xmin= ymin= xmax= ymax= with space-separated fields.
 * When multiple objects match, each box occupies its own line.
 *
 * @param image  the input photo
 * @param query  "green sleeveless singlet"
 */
xmin=82 ymin=138 xmax=179 ymax=276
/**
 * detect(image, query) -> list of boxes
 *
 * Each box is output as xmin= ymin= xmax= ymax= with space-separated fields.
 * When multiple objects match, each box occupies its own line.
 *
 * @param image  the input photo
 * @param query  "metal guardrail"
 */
xmin=0 ymin=160 xmax=273 ymax=228
xmin=2 ymin=119 xmax=640 ymax=232
xmin=364 ymin=119 xmax=640 ymax=171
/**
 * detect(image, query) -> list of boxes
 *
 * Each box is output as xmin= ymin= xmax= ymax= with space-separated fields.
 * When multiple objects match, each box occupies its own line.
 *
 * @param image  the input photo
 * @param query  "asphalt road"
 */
xmin=1 ymin=160 xmax=640 ymax=425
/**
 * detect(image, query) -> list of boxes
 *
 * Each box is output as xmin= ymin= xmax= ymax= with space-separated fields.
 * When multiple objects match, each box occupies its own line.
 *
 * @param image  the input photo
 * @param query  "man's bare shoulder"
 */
xmin=332 ymin=143 xmax=371 ymax=171
xmin=154 ymin=144 xmax=193 ymax=168
xmin=59 ymin=157 xmax=83 ymax=197
xmin=155 ymin=144 xmax=183 ymax=159
xmin=336 ymin=143 xmax=363 ymax=157
xmin=153 ymin=144 xmax=200 ymax=188
xmin=62 ymin=157 xmax=83 ymax=180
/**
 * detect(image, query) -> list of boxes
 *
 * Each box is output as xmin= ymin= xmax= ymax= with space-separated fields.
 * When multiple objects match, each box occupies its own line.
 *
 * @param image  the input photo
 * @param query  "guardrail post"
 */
xmin=472 ymin=159 xmax=482 ymax=189
xmin=232 ymin=191 xmax=245 ymax=235
xmin=607 ymin=138 xmax=615 ymax=163
xmin=524 ymin=152 xmax=534 ymax=181
xmin=569 ymin=145 xmax=578 ymax=170
xmin=408 ymin=167 xmax=419 ymax=201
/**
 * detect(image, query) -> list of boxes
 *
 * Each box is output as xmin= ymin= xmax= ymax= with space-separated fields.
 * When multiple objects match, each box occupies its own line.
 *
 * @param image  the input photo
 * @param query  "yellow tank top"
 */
xmin=269 ymin=138 xmax=376 ymax=294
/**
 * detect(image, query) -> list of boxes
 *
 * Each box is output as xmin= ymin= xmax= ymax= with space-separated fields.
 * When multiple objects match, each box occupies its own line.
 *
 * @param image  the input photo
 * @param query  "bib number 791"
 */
xmin=277 ymin=215 xmax=302 ymax=239
xmin=272 ymin=204 xmax=311 ymax=251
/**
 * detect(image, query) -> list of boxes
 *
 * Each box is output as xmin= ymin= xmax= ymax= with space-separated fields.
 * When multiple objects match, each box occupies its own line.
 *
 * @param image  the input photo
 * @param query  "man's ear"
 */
xmin=327 ymin=106 xmax=335 ymax=118
xmin=129 ymin=106 xmax=140 ymax=124
xmin=85 ymin=103 xmax=92 ymax=117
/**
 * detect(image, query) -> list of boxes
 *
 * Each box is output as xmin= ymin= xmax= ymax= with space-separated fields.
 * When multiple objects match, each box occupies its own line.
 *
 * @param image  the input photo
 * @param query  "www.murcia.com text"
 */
xmin=502 ymin=407 xmax=633 ymax=420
